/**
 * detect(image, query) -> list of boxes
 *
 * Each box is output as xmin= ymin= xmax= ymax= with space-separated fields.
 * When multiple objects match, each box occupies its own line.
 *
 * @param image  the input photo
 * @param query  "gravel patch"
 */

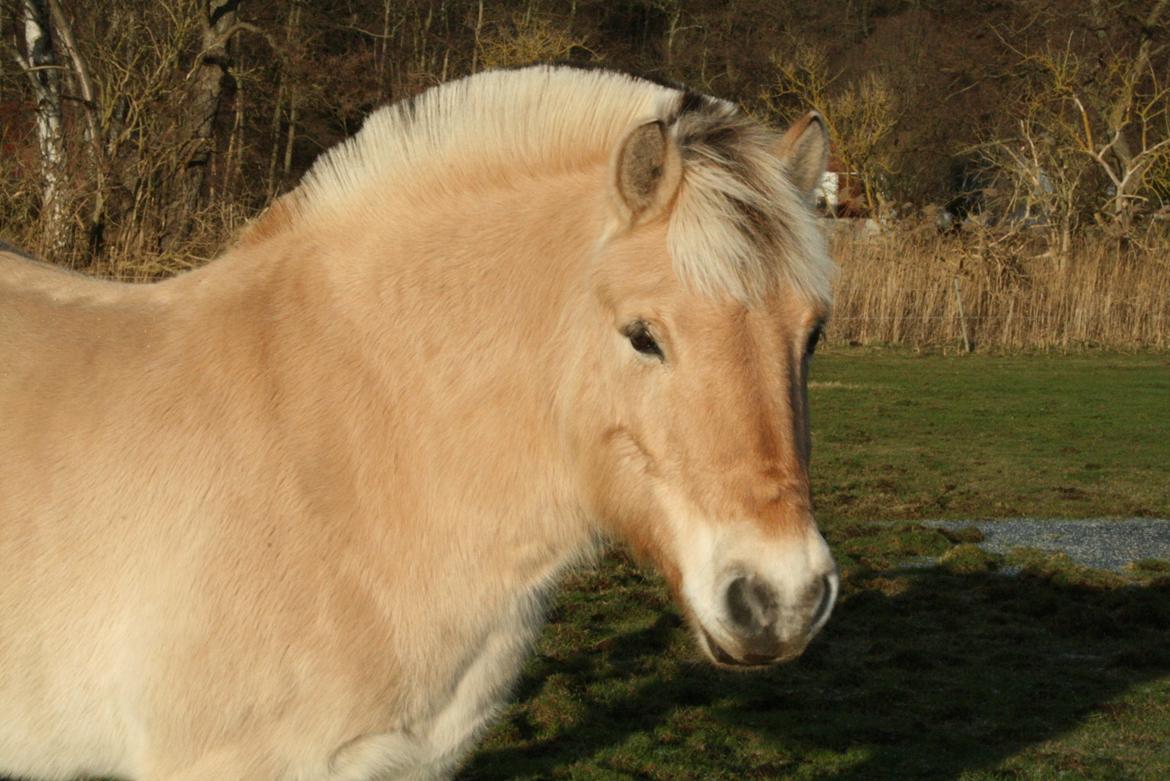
xmin=926 ymin=518 xmax=1170 ymax=572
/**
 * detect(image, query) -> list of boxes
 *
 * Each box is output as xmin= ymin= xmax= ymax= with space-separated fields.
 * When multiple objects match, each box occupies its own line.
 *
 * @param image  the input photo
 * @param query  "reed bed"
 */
xmin=828 ymin=224 xmax=1170 ymax=351
xmin=5 ymin=206 xmax=1167 ymax=351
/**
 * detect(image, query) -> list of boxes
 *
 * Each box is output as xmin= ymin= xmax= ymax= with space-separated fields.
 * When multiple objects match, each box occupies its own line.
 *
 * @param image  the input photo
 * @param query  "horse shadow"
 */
xmin=460 ymin=562 xmax=1170 ymax=780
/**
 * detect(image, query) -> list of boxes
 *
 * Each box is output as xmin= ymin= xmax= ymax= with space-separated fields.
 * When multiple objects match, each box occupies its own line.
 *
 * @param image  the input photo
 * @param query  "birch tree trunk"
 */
xmin=47 ymin=0 xmax=104 ymax=258
xmin=19 ymin=0 xmax=69 ymax=258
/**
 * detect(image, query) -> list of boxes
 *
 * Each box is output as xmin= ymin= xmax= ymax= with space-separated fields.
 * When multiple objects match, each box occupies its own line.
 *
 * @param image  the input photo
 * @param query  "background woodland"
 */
xmin=2 ymin=0 xmax=1168 ymax=348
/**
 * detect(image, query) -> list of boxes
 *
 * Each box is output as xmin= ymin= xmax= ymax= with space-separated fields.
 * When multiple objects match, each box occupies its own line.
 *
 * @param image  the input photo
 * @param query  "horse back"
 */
xmin=0 ymin=250 xmax=280 ymax=777
xmin=0 ymin=250 xmax=153 ymax=776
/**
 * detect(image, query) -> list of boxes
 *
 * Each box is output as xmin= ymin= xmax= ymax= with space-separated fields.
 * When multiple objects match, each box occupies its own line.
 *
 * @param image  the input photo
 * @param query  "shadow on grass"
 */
xmin=460 ymin=555 xmax=1170 ymax=780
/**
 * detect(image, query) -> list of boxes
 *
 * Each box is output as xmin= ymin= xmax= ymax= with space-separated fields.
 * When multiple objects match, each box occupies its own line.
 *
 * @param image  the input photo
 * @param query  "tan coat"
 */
xmin=0 ymin=66 xmax=836 ymax=780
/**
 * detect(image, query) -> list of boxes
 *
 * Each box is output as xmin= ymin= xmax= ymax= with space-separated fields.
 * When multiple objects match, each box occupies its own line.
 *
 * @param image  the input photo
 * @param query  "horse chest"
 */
xmin=328 ymin=592 xmax=546 ymax=780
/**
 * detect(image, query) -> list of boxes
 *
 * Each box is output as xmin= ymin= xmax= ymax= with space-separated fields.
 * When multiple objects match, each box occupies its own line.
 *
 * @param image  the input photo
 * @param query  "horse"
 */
xmin=0 ymin=65 xmax=838 ymax=780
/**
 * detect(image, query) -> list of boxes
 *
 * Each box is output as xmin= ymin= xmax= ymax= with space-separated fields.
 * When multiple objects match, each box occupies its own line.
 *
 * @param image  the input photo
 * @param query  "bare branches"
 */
xmin=475 ymin=12 xmax=587 ymax=70
xmin=1 ymin=0 xmax=1166 ymax=274
xmin=981 ymin=6 xmax=1170 ymax=249
xmin=764 ymin=43 xmax=900 ymax=216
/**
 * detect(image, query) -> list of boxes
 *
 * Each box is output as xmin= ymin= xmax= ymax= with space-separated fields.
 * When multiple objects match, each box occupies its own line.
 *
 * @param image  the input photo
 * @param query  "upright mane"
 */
xmin=270 ymin=65 xmax=833 ymax=305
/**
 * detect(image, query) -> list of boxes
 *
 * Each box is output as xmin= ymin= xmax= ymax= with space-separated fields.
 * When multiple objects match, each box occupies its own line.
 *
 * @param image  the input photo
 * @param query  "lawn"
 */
xmin=810 ymin=348 xmax=1170 ymax=524
xmin=461 ymin=349 xmax=1170 ymax=780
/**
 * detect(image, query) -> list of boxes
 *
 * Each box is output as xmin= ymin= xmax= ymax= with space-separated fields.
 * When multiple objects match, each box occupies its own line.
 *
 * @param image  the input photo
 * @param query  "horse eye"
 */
xmin=806 ymin=324 xmax=823 ymax=356
xmin=625 ymin=322 xmax=664 ymax=360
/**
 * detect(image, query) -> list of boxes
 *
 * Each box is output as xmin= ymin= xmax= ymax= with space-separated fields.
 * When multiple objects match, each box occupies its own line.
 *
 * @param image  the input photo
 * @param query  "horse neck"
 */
xmin=219 ymin=162 xmax=610 ymax=592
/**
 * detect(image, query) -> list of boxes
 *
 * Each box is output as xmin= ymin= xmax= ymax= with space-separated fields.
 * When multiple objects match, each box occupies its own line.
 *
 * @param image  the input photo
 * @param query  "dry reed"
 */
xmin=5 ymin=198 xmax=1167 ymax=351
xmin=828 ymin=223 xmax=1170 ymax=351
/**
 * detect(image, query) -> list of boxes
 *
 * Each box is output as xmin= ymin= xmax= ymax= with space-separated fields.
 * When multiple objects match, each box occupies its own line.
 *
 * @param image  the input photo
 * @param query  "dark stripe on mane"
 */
xmin=677 ymin=90 xmax=711 ymax=117
xmin=666 ymin=99 xmax=807 ymax=288
xmin=394 ymin=93 xmax=420 ymax=125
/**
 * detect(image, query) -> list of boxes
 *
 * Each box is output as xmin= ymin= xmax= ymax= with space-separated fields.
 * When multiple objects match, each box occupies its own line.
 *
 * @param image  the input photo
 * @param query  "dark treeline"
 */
xmin=1 ymin=0 xmax=1168 ymax=272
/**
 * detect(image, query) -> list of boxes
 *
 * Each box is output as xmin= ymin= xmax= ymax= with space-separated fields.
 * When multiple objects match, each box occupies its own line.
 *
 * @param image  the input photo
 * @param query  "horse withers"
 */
xmin=0 ymin=66 xmax=837 ymax=780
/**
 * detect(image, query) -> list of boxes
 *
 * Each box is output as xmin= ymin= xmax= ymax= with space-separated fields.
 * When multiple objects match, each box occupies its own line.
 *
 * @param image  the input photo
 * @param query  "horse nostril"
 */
xmin=725 ymin=575 xmax=779 ymax=635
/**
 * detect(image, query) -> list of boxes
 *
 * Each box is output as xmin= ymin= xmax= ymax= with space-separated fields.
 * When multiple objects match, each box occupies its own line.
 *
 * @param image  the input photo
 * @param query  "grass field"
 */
xmin=460 ymin=349 xmax=1170 ymax=781
xmin=809 ymin=348 xmax=1170 ymax=524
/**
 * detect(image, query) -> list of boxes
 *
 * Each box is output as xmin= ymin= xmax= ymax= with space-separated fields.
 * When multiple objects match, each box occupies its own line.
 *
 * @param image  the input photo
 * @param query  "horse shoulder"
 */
xmin=326 ymin=588 xmax=549 ymax=780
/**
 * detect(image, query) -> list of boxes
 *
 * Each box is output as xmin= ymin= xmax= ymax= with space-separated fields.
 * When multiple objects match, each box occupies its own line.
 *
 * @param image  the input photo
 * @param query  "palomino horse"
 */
xmin=0 ymin=66 xmax=837 ymax=780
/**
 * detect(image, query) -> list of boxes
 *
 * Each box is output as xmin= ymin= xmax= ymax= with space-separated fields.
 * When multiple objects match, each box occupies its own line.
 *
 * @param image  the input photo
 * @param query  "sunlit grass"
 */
xmin=811 ymin=348 xmax=1170 ymax=524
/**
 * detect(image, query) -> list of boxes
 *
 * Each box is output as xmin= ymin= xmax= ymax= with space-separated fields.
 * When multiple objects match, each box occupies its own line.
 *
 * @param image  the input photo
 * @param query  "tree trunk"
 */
xmin=277 ymin=1 xmax=302 ymax=190
xmin=378 ymin=0 xmax=394 ymax=94
xmin=47 ymin=0 xmax=105 ymax=260
xmin=20 ymin=0 xmax=69 ymax=259
xmin=182 ymin=0 xmax=241 ymax=216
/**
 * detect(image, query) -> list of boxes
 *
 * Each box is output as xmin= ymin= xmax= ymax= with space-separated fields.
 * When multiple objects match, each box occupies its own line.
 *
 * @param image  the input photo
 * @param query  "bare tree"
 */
xmin=978 ymin=114 xmax=1092 ymax=259
xmin=995 ymin=2 xmax=1170 ymax=242
xmin=12 ymin=0 xmax=68 ymax=256
xmin=764 ymin=44 xmax=899 ymax=216
xmin=475 ymin=11 xmax=586 ymax=70
xmin=183 ymin=0 xmax=242 ymax=212
xmin=45 ymin=0 xmax=105 ymax=253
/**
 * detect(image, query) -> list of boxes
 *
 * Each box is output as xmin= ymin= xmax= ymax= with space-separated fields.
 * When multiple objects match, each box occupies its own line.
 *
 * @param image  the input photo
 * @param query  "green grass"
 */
xmin=809 ymin=348 xmax=1170 ymax=523
xmin=461 ymin=350 xmax=1170 ymax=780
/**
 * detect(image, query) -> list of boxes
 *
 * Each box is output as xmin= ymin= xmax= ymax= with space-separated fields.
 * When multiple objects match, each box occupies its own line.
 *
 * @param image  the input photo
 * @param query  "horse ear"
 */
xmin=610 ymin=120 xmax=682 ymax=227
xmin=776 ymin=111 xmax=829 ymax=201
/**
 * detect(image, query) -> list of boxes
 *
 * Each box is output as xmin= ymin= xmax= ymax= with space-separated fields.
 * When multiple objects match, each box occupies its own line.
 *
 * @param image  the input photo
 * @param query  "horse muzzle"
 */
xmin=698 ymin=568 xmax=838 ymax=668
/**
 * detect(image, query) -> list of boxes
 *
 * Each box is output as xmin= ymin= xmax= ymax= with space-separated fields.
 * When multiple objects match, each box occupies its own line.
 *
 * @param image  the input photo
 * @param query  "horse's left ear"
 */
xmin=610 ymin=120 xmax=683 ymax=227
xmin=776 ymin=111 xmax=829 ymax=201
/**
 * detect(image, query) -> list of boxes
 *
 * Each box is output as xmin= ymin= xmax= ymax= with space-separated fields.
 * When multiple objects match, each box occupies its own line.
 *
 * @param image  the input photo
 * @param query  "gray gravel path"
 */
xmin=927 ymin=518 xmax=1170 ymax=572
